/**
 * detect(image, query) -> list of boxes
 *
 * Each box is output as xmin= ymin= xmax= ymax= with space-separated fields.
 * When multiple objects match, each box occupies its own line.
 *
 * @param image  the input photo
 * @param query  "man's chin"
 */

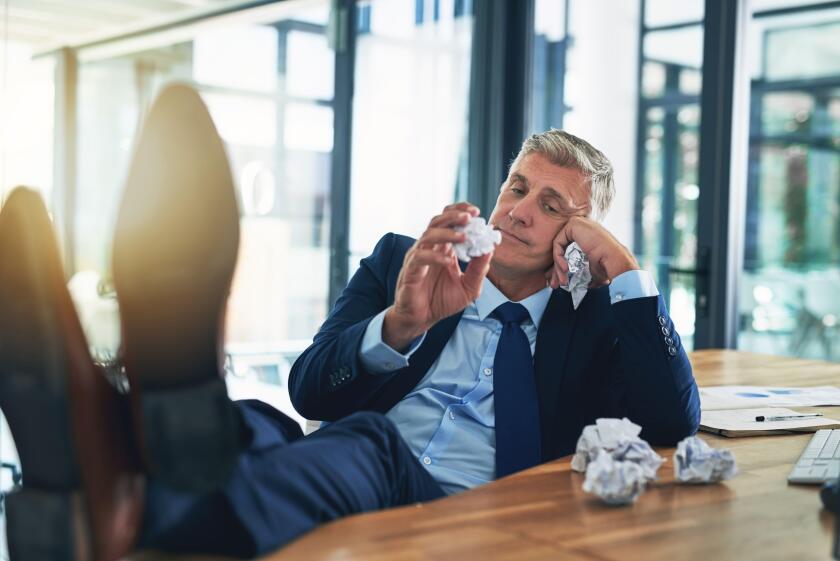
xmin=490 ymin=251 xmax=547 ymax=278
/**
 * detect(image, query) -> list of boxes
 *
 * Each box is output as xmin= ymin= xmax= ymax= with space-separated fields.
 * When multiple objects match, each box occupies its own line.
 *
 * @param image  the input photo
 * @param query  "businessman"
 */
xmin=290 ymin=129 xmax=701 ymax=494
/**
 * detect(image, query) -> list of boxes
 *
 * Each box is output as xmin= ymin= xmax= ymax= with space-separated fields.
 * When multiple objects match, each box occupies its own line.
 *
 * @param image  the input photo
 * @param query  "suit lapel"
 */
xmin=533 ymin=289 xmax=577 ymax=457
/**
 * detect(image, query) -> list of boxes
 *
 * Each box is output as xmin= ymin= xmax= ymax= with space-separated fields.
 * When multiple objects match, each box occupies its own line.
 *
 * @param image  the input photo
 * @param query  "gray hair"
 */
xmin=510 ymin=129 xmax=615 ymax=221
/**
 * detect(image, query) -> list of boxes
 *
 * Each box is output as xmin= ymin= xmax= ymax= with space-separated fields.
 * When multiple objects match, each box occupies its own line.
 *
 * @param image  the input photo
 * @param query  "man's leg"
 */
xmin=0 ymin=187 xmax=145 ymax=561
xmin=139 ymin=402 xmax=444 ymax=557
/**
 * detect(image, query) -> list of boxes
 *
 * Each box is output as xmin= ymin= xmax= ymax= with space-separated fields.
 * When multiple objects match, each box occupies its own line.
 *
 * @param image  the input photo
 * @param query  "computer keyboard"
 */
xmin=788 ymin=429 xmax=840 ymax=484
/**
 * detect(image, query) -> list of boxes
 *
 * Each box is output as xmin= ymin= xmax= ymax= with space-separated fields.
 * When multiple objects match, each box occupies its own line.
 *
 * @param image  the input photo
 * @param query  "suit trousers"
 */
xmin=139 ymin=399 xmax=445 ymax=557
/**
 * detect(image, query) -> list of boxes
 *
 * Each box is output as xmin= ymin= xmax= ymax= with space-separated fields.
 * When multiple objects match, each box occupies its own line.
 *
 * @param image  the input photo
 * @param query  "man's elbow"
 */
xmin=287 ymin=364 xmax=319 ymax=419
xmin=641 ymin=392 xmax=701 ymax=446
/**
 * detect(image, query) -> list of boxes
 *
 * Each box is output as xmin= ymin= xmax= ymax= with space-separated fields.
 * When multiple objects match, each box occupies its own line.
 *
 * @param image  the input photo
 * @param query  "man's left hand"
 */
xmin=547 ymin=216 xmax=639 ymax=289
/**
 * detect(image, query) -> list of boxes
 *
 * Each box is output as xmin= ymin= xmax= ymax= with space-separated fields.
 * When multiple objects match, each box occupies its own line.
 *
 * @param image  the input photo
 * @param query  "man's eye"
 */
xmin=510 ymin=186 xmax=525 ymax=194
xmin=543 ymin=203 xmax=558 ymax=213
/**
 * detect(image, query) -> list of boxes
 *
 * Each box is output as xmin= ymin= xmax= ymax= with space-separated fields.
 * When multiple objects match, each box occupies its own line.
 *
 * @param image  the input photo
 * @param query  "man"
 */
xmin=0 ymin=85 xmax=442 ymax=561
xmin=290 ymin=129 xmax=700 ymax=494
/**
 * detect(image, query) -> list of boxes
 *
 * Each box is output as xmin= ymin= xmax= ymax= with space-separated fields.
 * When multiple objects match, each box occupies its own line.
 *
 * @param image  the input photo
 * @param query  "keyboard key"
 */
xmin=809 ymin=466 xmax=828 ymax=479
xmin=789 ymin=429 xmax=840 ymax=484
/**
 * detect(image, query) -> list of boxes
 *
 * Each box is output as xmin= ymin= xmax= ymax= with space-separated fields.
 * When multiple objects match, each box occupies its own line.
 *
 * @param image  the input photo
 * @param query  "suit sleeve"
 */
xmin=607 ymin=295 xmax=701 ymax=445
xmin=288 ymin=233 xmax=403 ymax=421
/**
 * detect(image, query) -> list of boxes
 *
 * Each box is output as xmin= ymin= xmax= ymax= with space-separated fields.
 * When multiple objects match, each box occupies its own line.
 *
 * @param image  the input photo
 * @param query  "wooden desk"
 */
xmin=263 ymin=350 xmax=839 ymax=561
xmin=134 ymin=351 xmax=839 ymax=561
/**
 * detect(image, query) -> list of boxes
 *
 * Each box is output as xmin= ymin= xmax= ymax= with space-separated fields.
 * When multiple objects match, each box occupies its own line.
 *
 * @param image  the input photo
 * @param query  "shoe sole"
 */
xmin=112 ymin=84 xmax=242 ymax=492
xmin=0 ymin=188 xmax=144 ymax=561
xmin=0 ymin=189 xmax=90 ymax=560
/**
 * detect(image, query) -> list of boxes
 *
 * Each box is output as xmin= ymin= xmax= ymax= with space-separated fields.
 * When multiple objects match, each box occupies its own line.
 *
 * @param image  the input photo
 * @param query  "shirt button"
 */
xmin=423 ymin=456 xmax=431 ymax=465
xmin=449 ymin=411 xmax=455 ymax=420
xmin=384 ymin=361 xmax=395 ymax=370
xmin=614 ymin=293 xmax=624 ymax=302
xmin=483 ymin=368 xmax=492 ymax=376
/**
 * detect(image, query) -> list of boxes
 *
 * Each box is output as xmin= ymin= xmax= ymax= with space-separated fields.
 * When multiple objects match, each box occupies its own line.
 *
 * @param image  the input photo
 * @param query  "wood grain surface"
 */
xmin=139 ymin=351 xmax=840 ymax=561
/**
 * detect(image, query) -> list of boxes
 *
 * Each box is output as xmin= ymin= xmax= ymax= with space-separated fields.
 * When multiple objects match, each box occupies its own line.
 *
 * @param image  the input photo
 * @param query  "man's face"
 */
xmin=488 ymin=153 xmax=591 ymax=277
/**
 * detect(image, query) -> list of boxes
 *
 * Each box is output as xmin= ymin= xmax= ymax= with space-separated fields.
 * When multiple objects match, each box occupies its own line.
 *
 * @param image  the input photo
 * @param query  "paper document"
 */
xmin=700 ymin=385 xmax=840 ymax=411
xmin=700 ymin=407 xmax=840 ymax=437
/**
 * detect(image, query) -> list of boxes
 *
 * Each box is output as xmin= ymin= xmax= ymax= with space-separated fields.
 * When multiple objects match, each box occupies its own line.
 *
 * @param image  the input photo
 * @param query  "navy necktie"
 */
xmin=492 ymin=302 xmax=542 ymax=477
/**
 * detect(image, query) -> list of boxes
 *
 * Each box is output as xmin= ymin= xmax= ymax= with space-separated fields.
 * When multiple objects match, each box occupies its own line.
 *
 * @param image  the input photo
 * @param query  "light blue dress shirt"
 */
xmin=359 ymin=270 xmax=658 ymax=495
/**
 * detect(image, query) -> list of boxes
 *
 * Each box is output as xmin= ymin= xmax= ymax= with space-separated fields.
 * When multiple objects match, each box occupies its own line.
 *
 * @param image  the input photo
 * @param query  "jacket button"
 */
xmin=658 ymin=315 xmax=667 ymax=326
xmin=668 ymin=345 xmax=677 ymax=356
xmin=665 ymin=336 xmax=674 ymax=345
xmin=660 ymin=326 xmax=669 ymax=336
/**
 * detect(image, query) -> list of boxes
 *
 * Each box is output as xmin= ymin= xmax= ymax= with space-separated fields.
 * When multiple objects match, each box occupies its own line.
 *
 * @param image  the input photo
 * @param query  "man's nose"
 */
xmin=508 ymin=197 xmax=534 ymax=226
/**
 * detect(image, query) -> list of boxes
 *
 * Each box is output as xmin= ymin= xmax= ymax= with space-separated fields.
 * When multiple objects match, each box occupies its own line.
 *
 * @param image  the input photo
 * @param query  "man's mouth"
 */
xmin=496 ymin=227 xmax=529 ymax=246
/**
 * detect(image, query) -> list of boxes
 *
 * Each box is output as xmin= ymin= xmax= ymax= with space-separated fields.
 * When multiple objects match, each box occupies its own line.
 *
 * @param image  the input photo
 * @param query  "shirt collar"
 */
xmin=474 ymin=277 xmax=552 ymax=328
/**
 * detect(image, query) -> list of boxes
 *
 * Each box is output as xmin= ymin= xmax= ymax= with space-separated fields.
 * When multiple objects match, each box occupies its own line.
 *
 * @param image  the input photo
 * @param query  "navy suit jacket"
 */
xmin=290 ymin=233 xmax=701 ymax=461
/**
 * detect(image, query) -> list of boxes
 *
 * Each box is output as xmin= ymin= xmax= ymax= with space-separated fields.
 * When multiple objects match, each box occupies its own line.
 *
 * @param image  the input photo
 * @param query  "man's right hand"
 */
xmin=382 ymin=202 xmax=493 ymax=352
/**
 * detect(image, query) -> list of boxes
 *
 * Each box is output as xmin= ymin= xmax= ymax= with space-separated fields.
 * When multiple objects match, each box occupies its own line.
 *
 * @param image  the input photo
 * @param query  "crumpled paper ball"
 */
xmin=612 ymin=439 xmax=664 ymax=481
xmin=673 ymin=436 xmax=737 ymax=483
xmin=571 ymin=418 xmax=662 ymax=480
xmin=454 ymin=217 xmax=501 ymax=262
xmin=557 ymin=242 xmax=591 ymax=309
xmin=582 ymin=450 xmax=648 ymax=505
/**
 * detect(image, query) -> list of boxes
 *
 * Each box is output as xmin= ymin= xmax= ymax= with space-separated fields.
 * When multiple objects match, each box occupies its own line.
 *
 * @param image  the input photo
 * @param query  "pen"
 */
xmin=755 ymin=413 xmax=823 ymax=422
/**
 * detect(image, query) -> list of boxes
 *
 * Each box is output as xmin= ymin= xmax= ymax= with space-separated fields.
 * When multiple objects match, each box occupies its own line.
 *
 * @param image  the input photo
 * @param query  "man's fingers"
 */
xmin=462 ymin=252 xmax=492 ymax=295
xmin=443 ymin=202 xmax=480 ymax=216
xmin=555 ymin=254 xmax=569 ymax=274
xmin=554 ymin=216 xmax=588 ymax=262
xmin=554 ymin=263 xmax=568 ymax=289
xmin=405 ymin=248 xmax=456 ymax=272
xmin=553 ymin=228 xmax=575 ymax=262
xmin=429 ymin=209 xmax=473 ymax=230
xmin=416 ymin=227 xmax=467 ymax=249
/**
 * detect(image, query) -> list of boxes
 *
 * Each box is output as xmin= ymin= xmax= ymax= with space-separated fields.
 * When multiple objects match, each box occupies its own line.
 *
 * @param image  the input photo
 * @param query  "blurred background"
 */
xmin=0 ymin=0 xmax=838 ymax=538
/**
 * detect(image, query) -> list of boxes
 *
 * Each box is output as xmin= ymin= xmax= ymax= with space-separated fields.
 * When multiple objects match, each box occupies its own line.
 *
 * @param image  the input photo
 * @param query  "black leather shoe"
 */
xmin=112 ymin=83 xmax=244 ymax=493
xmin=0 ymin=187 xmax=144 ymax=561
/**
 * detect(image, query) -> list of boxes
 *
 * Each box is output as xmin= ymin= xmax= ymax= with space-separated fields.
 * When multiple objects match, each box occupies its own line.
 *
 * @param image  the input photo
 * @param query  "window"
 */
xmin=738 ymin=3 xmax=840 ymax=361
xmin=636 ymin=2 xmax=704 ymax=349
xmin=73 ymin=1 xmax=336 ymax=425
xmin=0 ymin=41 xmax=54 ymax=205
xmin=347 ymin=0 xmax=473 ymax=270
xmin=531 ymin=0 xmax=704 ymax=348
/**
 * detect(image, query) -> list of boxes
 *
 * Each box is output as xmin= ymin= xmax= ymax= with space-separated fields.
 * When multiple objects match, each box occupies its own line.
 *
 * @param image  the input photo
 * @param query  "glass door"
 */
xmin=738 ymin=3 xmax=840 ymax=361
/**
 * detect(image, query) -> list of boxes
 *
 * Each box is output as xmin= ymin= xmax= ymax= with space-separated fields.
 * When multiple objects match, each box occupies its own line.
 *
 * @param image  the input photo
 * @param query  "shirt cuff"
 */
xmin=609 ymin=269 xmax=659 ymax=304
xmin=359 ymin=309 xmax=427 ymax=374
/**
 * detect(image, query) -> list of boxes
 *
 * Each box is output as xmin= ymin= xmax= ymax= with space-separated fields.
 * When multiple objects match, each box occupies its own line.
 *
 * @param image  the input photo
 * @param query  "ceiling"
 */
xmin=1 ymin=0 xmax=241 ymax=50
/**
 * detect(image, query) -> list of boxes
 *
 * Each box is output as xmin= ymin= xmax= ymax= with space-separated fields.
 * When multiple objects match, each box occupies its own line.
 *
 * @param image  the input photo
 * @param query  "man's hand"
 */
xmin=383 ymin=202 xmax=493 ymax=352
xmin=547 ymin=216 xmax=639 ymax=290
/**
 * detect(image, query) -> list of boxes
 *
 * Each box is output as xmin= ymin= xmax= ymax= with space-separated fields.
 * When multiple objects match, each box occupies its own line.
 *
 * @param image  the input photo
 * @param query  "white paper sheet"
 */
xmin=699 ymin=385 xmax=840 ymax=411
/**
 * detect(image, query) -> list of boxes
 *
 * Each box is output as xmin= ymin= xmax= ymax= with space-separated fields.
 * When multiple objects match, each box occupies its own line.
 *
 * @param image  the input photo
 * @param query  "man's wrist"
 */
xmin=383 ymin=307 xmax=427 ymax=352
xmin=606 ymin=252 xmax=640 ymax=281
